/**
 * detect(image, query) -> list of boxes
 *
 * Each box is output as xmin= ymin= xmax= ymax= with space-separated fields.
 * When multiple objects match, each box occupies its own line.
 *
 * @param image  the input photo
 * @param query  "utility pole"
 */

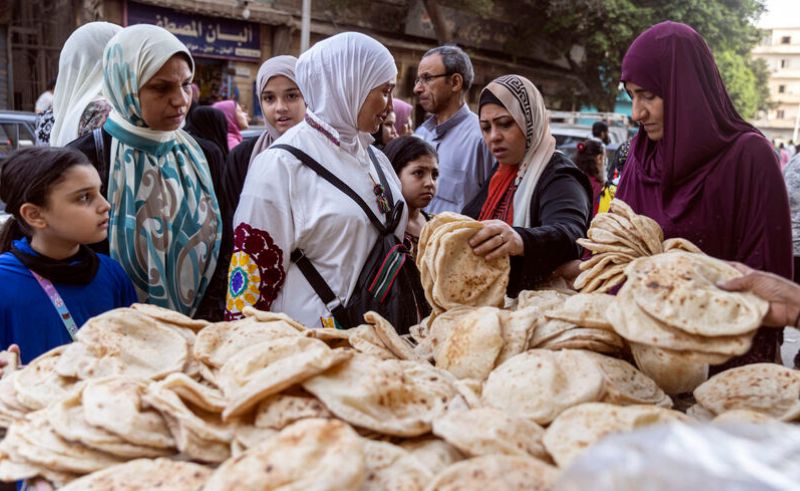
xmin=301 ymin=0 xmax=311 ymax=53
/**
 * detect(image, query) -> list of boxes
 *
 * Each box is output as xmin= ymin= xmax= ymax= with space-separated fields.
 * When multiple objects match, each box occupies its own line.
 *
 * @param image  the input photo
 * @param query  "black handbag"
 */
xmin=272 ymin=144 xmax=430 ymax=334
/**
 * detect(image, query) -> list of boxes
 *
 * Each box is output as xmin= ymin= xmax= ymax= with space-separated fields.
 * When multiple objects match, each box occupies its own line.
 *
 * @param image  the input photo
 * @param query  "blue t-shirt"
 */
xmin=0 ymin=238 xmax=138 ymax=363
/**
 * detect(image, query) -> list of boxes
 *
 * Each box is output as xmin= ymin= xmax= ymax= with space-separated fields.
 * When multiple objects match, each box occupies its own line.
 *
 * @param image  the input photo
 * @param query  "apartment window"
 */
xmin=781 ymin=59 xmax=790 ymax=69
xmin=782 ymin=36 xmax=792 ymax=44
xmin=779 ymin=84 xmax=786 ymax=93
xmin=778 ymin=109 xmax=786 ymax=119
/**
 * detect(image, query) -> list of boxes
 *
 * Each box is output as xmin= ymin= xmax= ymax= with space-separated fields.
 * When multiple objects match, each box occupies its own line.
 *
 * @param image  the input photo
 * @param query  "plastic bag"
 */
xmin=556 ymin=422 xmax=800 ymax=491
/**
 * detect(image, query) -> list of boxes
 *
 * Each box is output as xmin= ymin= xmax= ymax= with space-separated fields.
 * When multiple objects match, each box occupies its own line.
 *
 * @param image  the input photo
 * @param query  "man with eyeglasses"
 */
xmin=414 ymin=45 xmax=493 ymax=214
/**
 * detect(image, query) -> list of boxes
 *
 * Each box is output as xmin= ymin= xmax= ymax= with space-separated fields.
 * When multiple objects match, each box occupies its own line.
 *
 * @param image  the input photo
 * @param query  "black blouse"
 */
xmin=462 ymin=151 xmax=592 ymax=297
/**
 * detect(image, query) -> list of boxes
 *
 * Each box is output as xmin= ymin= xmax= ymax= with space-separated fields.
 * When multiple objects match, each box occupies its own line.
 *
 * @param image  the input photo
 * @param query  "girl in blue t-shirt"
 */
xmin=0 ymin=147 xmax=137 ymax=364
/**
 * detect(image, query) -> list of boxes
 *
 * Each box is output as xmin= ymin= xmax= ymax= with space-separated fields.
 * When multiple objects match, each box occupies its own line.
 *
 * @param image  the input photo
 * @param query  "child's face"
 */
xmin=35 ymin=165 xmax=109 ymax=247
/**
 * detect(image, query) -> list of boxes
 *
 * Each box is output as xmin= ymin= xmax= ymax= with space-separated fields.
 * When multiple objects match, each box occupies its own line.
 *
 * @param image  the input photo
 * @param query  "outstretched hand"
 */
xmin=0 ymin=344 xmax=20 ymax=378
xmin=469 ymin=220 xmax=525 ymax=262
xmin=717 ymin=263 xmax=800 ymax=327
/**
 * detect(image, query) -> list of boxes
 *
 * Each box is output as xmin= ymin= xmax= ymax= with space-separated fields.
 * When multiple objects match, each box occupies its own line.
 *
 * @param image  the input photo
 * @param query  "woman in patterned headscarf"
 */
xmin=462 ymin=74 xmax=592 ymax=296
xmin=69 ymin=24 xmax=226 ymax=320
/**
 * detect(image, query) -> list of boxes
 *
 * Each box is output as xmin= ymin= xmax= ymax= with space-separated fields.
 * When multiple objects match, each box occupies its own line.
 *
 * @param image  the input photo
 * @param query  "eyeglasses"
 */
xmin=414 ymin=73 xmax=452 ymax=86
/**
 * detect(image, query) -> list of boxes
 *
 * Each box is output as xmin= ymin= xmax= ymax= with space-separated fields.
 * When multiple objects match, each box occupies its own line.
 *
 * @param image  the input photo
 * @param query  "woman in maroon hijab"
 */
xmin=618 ymin=21 xmax=792 ymax=369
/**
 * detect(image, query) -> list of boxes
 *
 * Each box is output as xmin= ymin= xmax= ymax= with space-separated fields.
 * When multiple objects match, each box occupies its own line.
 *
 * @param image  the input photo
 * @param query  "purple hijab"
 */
xmin=618 ymin=21 xmax=792 ymax=367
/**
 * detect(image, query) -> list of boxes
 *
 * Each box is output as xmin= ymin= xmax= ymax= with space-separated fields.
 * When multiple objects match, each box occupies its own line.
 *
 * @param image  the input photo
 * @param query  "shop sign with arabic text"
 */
xmin=126 ymin=1 xmax=262 ymax=62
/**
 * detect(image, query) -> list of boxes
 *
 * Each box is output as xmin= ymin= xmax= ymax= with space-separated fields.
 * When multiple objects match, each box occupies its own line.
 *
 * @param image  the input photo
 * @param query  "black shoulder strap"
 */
xmin=367 ymin=146 xmax=394 ymax=209
xmin=272 ymin=144 xmax=387 ymax=234
xmin=289 ymin=249 xmax=350 ymax=328
xmin=93 ymin=127 xmax=107 ymax=172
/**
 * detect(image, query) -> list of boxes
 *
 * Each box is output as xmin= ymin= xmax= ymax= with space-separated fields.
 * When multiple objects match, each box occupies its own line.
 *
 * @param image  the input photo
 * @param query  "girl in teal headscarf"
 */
xmin=99 ymin=24 xmax=222 ymax=317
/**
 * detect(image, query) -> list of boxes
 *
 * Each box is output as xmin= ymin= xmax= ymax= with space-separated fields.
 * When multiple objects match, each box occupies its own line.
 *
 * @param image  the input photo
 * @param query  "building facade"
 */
xmin=2 ymin=0 xmax=582 ymax=126
xmin=752 ymin=26 xmax=800 ymax=143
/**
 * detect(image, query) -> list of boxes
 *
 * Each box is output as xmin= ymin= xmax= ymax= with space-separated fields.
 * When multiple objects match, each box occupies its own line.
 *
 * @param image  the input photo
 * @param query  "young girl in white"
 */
xmin=0 ymin=147 xmax=137 ymax=363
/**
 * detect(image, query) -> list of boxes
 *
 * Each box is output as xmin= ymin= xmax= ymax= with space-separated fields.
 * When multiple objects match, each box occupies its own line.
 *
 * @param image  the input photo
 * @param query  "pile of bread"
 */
xmin=0 ymin=206 xmax=792 ymax=490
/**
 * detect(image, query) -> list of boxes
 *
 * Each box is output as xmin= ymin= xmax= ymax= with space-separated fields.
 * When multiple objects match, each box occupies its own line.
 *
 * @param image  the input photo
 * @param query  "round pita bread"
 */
xmin=583 ymin=352 xmax=672 ymax=407
xmin=481 ymin=350 xmax=605 ymax=425
xmin=399 ymin=438 xmax=464 ymax=476
xmin=426 ymin=454 xmax=558 ymax=491
xmin=693 ymin=363 xmax=800 ymax=420
xmin=57 ymin=309 xmax=188 ymax=380
xmin=254 ymin=391 xmax=333 ymax=430
xmin=82 ymin=378 xmax=175 ymax=449
xmin=662 ymin=237 xmax=703 ymax=254
xmin=219 ymin=337 xmax=352 ymax=420
xmin=495 ymin=307 xmax=541 ymax=365
xmin=627 ymin=253 xmax=767 ymax=337
xmin=432 ymin=407 xmax=547 ymax=460
xmin=364 ymin=311 xmax=422 ymax=361
xmin=302 ymin=355 xmax=457 ymax=437
xmin=713 ymin=409 xmax=777 ymax=425
xmin=48 ymin=389 xmax=170 ymax=459
xmin=630 ymin=342 xmax=709 ymax=395
xmin=606 ymin=287 xmax=754 ymax=356
xmin=131 ymin=303 xmax=210 ymax=331
xmin=13 ymin=346 xmax=79 ymax=411
xmin=546 ymin=293 xmax=614 ymax=330
xmin=203 ymin=418 xmax=366 ymax=491
xmin=361 ymin=439 xmax=432 ymax=491
xmin=431 ymin=306 xmax=504 ymax=380
xmin=431 ymin=223 xmax=509 ymax=310
xmin=194 ymin=316 xmax=300 ymax=369
xmin=543 ymin=402 xmax=688 ymax=468
xmin=0 ymin=371 xmax=29 ymax=427
xmin=59 ymin=458 xmax=212 ymax=491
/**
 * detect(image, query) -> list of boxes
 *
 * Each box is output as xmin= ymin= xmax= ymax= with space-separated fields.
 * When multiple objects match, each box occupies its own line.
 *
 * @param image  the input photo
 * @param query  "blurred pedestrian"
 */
xmin=68 ymin=24 xmax=225 ymax=320
xmin=371 ymin=110 xmax=398 ymax=150
xmin=392 ymin=99 xmax=413 ymax=136
xmin=784 ymin=152 xmax=800 ymax=284
xmin=212 ymin=100 xmax=248 ymax=150
xmin=463 ymin=74 xmax=591 ymax=296
xmin=384 ymin=135 xmax=439 ymax=256
xmin=34 ymin=78 xmax=56 ymax=115
xmin=414 ymin=45 xmax=493 ymax=213
xmin=574 ymin=139 xmax=610 ymax=216
xmin=591 ymin=121 xmax=610 ymax=145
xmin=46 ymin=22 xmax=122 ymax=147
xmin=616 ymin=21 xmax=791 ymax=368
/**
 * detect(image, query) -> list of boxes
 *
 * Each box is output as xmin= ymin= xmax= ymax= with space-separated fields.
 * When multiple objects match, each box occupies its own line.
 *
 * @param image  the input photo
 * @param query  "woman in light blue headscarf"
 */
xmin=69 ymin=24 xmax=224 ymax=319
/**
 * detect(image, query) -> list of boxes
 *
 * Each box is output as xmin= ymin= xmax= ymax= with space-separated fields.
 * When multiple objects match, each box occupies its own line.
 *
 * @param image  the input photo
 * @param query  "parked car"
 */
xmin=0 ymin=110 xmax=38 ymax=158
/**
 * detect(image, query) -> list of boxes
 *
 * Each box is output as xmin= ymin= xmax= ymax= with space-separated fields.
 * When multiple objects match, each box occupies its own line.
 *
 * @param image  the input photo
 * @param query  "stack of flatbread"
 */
xmin=606 ymin=252 xmax=769 ymax=395
xmin=689 ymin=364 xmax=800 ymax=423
xmin=0 ymin=288 xmax=792 ymax=490
xmin=416 ymin=212 xmax=510 ymax=316
xmin=575 ymin=199 xmax=703 ymax=294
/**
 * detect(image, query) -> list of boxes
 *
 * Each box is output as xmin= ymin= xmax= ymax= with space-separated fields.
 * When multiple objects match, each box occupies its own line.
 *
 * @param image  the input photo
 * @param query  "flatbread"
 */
xmin=131 ymin=303 xmax=210 ymax=331
xmin=302 ymin=355 xmax=457 ymax=437
xmin=361 ymin=440 xmax=432 ymax=491
xmin=426 ymin=454 xmax=559 ymax=491
xmin=193 ymin=316 xmax=300 ymax=369
xmin=630 ymin=342 xmax=709 ymax=395
xmin=81 ymin=378 xmax=175 ymax=450
xmin=693 ymin=363 xmax=800 ymax=420
xmin=219 ymin=337 xmax=352 ymax=420
xmin=56 ymin=309 xmax=188 ymax=380
xmin=495 ymin=306 xmax=542 ymax=365
xmin=584 ymin=352 xmax=672 ymax=407
xmin=481 ymin=350 xmax=605 ymax=425
xmin=399 ymin=438 xmax=464 ymax=476
xmin=365 ymin=311 xmax=422 ymax=361
xmin=627 ymin=252 xmax=767 ymax=337
xmin=13 ymin=346 xmax=79 ymax=411
xmin=431 ymin=223 xmax=510 ymax=310
xmin=347 ymin=324 xmax=398 ymax=360
xmin=543 ymin=402 xmax=688 ymax=468
xmin=59 ymin=458 xmax=212 ymax=490
xmin=546 ymin=292 xmax=614 ymax=329
xmin=662 ymin=237 xmax=704 ymax=254
xmin=203 ymin=418 xmax=366 ymax=491
xmin=432 ymin=407 xmax=548 ymax=460
xmin=431 ymin=306 xmax=504 ymax=380
xmin=254 ymin=391 xmax=333 ymax=430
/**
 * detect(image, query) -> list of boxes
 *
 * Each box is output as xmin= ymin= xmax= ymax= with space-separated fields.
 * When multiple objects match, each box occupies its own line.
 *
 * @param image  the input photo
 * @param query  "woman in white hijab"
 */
xmin=222 ymin=55 xmax=306 ymax=227
xmin=225 ymin=32 xmax=406 ymax=328
xmin=39 ymin=22 xmax=121 ymax=146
